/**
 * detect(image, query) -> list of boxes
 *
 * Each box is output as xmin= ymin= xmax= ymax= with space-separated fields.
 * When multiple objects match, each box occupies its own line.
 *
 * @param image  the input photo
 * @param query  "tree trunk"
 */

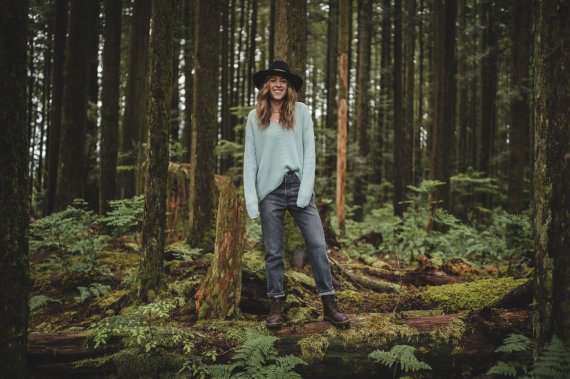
xmin=274 ymin=0 xmax=307 ymax=101
xmin=415 ymin=0 xmax=424 ymax=184
xmin=455 ymin=0 xmax=467 ymax=174
xmin=393 ymin=0 xmax=404 ymax=216
xmin=55 ymin=0 xmax=92 ymax=211
xmin=182 ymin=0 xmax=194 ymax=163
xmin=352 ymin=0 xmax=372 ymax=222
xmin=404 ymin=0 xmax=415 ymax=191
xmin=138 ymin=0 xmax=174 ymax=301
xmin=247 ymin=0 xmax=257 ymax=105
xmin=373 ymin=0 xmax=391 ymax=186
xmin=336 ymin=0 xmax=349 ymax=233
xmin=195 ymin=176 xmax=246 ymax=319
xmin=45 ymin=0 xmax=67 ymax=215
xmin=119 ymin=0 xmax=151 ymax=199
xmin=428 ymin=0 xmax=456 ymax=216
xmin=533 ymin=0 xmax=570 ymax=349
xmin=0 ymin=1 xmax=31 ymax=376
xmin=85 ymin=0 xmax=101 ymax=211
xmin=100 ymin=0 xmax=123 ymax=214
xmin=507 ymin=0 xmax=531 ymax=214
xmin=478 ymin=0 xmax=497 ymax=179
xmin=188 ymin=0 xmax=223 ymax=249
xmin=325 ymin=0 xmax=338 ymax=179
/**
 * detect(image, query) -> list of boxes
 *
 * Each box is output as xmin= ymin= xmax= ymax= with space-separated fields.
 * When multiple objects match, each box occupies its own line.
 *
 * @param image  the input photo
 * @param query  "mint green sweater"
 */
xmin=243 ymin=102 xmax=316 ymax=219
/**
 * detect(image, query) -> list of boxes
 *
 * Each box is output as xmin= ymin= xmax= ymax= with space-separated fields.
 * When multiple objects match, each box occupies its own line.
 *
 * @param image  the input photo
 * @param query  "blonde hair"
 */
xmin=256 ymin=77 xmax=297 ymax=130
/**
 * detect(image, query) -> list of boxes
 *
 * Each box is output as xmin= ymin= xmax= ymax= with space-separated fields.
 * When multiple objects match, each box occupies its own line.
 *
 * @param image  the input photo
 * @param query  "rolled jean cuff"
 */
xmin=317 ymin=288 xmax=335 ymax=296
xmin=267 ymin=292 xmax=286 ymax=298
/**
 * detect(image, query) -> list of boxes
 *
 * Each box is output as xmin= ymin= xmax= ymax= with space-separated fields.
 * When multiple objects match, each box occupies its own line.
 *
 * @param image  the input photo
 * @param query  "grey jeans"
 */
xmin=259 ymin=171 xmax=335 ymax=298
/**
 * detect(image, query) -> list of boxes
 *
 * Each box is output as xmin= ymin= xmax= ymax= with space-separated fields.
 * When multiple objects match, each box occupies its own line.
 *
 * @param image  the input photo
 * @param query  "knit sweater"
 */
xmin=243 ymin=102 xmax=316 ymax=219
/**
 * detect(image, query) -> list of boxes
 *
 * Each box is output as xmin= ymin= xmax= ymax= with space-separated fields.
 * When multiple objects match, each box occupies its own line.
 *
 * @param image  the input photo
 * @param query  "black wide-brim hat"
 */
xmin=253 ymin=60 xmax=303 ymax=92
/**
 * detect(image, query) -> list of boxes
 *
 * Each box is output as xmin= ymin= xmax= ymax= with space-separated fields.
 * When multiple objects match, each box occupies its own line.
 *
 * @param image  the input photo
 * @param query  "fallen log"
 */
xmin=27 ymin=309 xmax=531 ymax=378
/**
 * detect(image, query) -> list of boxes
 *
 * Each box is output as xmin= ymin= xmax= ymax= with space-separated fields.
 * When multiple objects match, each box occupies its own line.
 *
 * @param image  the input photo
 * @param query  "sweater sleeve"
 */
xmin=297 ymin=105 xmax=316 ymax=208
xmin=243 ymin=112 xmax=259 ymax=219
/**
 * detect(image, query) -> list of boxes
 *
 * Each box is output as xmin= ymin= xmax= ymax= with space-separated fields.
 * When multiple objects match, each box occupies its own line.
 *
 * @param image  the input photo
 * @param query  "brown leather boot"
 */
xmin=321 ymin=294 xmax=350 ymax=327
xmin=266 ymin=296 xmax=286 ymax=329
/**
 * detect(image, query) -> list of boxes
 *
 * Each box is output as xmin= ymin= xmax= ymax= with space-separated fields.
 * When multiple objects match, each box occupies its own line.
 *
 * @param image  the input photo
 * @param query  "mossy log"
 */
xmin=27 ymin=309 xmax=530 ymax=378
xmin=194 ymin=176 xmax=246 ymax=319
xmin=346 ymin=263 xmax=463 ymax=287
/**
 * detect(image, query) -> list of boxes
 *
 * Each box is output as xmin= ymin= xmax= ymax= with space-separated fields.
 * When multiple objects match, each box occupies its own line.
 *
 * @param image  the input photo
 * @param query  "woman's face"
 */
xmin=267 ymin=75 xmax=288 ymax=102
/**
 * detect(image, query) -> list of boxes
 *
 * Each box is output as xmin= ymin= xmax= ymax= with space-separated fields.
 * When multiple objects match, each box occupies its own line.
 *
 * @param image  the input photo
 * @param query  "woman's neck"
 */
xmin=269 ymin=99 xmax=284 ymax=113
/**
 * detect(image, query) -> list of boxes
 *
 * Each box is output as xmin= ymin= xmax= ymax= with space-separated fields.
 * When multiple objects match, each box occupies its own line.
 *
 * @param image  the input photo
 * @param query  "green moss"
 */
xmin=76 ymin=348 xmax=186 ymax=379
xmin=426 ymin=314 xmax=467 ymax=353
xmin=242 ymin=249 xmax=266 ymax=279
xmin=97 ymin=250 xmax=139 ymax=270
xmin=287 ymin=306 xmax=316 ymax=323
xmin=420 ymin=277 xmax=528 ymax=312
xmin=297 ymin=335 xmax=329 ymax=363
xmin=195 ymin=319 xmax=267 ymax=343
xmin=286 ymin=270 xmax=316 ymax=288
xmin=325 ymin=313 xmax=418 ymax=349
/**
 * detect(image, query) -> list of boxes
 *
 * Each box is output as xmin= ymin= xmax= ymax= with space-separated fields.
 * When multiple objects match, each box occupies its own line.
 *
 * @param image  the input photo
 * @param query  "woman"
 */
xmin=243 ymin=60 xmax=350 ymax=329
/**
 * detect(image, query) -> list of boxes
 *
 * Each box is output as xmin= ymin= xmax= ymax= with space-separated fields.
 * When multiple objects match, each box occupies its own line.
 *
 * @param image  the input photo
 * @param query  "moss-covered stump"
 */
xmin=194 ymin=176 xmax=246 ymax=319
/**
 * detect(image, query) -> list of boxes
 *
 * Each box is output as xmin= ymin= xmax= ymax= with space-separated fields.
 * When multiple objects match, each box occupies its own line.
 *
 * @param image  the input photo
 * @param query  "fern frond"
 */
xmin=526 ymin=335 xmax=570 ymax=379
xmin=496 ymin=334 xmax=533 ymax=353
xmin=369 ymin=345 xmax=432 ymax=373
xmin=487 ymin=360 xmax=518 ymax=377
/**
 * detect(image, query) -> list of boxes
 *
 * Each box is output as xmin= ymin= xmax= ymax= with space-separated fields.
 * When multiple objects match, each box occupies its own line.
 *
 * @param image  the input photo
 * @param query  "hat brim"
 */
xmin=253 ymin=69 xmax=303 ymax=92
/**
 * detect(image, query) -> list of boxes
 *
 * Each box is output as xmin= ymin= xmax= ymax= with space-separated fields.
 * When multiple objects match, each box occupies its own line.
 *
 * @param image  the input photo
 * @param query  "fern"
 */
xmin=488 ymin=360 xmax=519 ymax=377
xmin=495 ymin=333 xmax=533 ymax=353
xmin=74 ymin=283 xmax=111 ymax=304
xmin=29 ymin=295 xmax=62 ymax=312
xmin=206 ymin=328 xmax=307 ymax=379
xmin=369 ymin=344 xmax=432 ymax=376
xmin=524 ymin=336 xmax=570 ymax=379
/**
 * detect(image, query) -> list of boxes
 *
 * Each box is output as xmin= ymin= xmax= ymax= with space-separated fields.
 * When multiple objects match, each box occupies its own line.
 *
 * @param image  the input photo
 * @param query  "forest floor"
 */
xmin=27 ymin=205 xmax=535 ymax=379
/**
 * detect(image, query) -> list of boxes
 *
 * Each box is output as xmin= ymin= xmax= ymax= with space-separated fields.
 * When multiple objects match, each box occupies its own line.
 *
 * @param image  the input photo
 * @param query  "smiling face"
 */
xmin=267 ymin=75 xmax=289 ymax=102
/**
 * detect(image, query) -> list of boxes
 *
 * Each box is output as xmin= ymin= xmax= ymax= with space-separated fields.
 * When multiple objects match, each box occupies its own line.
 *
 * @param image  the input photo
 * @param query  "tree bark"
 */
xmin=428 ymin=0 xmax=456 ymax=216
xmin=0 ymin=1 xmax=31 ymax=376
xmin=325 ymin=0 xmax=338 ymax=178
xmin=55 ymin=0 xmax=92 ymax=211
xmin=336 ymin=0 xmax=349 ymax=233
xmin=352 ymin=0 xmax=372 ymax=222
xmin=119 ymin=0 xmax=151 ymax=199
xmin=455 ymin=0 xmax=467 ymax=174
xmin=533 ymin=0 xmax=570 ymax=349
xmin=507 ymin=0 xmax=531 ymax=214
xmin=195 ymin=176 xmax=246 ymax=319
xmin=478 ymin=0 xmax=497 ymax=179
xmin=188 ymin=0 xmax=223 ymax=249
xmin=274 ymin=0 xmax=307 ymax=101
xmin=138 ymin=0 xmax=174 ymax=301
xmin=45 ymin=0 xmax=67 ymax=214
xmin=393 ymin=0 xmax=404 ymax=216
xmin=404 ymin=0 xmax=415 ymax=190
xmin=100 ymin=0 xmax=123 ymax=214
xmin=182 ymin=0 xmax=194 ymax=163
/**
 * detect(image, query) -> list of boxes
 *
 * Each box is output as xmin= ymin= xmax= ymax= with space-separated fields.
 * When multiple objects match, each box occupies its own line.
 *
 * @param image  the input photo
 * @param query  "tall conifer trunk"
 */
xmin=119 ymin=0 xmax=151 ymax=198
xmin=100 ymin=0 xmax=123 ymax=214
xmin=0 ymin=1 xmax=31 ymax=375
xmin=138 ymin=0 xmax=174 ymax=300
xmin=429 ymin=0 xmax=456 ymax=216
xmin=188 ymin=0 xmax=223 ymax=249
xmin=533 ymin=0 xmax=570 ymax=349
xmin=55 ymin=0 xmax=92 ymax=210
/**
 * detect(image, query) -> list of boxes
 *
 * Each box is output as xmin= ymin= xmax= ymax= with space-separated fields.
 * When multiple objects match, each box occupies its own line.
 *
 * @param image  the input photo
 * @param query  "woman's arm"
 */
xmin=243 ymin=112 xmax=260 ymax=219
xmin=297 ymin=105 xmax=316 ymax=208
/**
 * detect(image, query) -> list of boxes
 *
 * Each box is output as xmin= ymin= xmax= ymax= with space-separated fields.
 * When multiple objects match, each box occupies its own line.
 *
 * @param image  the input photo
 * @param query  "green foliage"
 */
xmin=74 ymin=283 xmax=111 ymax=304
xmin=90 ymin=300 xmax=198 ymax=354
xmin=29 ymin=295 xmax=62 ymax=312
xmin=30 ymin=199 xmax=111 ymax=275
xmin=206 ymin=328 xmax=307 ymax=379
xmin=495 ymin=334 xmax=533 ymax=353
xmin=524 ymin=336 xmax=570 ymax=379
xmin=488 ymin=360 xmax=520 ymax=377
xmin=169 ymin=139 xmax=187 ymax=161
xmin=102 ymin=195 xmax=144 ymax=247
xmin=369 ymin=344 xmax=432 ymax=376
